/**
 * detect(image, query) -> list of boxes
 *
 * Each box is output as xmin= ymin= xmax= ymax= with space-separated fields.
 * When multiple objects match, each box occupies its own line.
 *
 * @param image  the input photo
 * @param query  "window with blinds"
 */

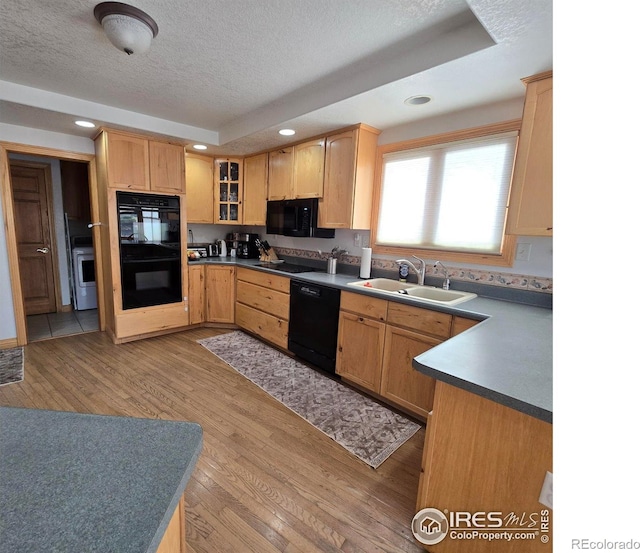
xmin=376 ymin=132 xmax=517 ymax=256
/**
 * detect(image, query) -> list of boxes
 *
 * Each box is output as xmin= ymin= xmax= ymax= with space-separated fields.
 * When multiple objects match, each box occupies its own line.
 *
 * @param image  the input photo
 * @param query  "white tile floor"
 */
xmin=27 ymin=309 xmax=99 ymax=342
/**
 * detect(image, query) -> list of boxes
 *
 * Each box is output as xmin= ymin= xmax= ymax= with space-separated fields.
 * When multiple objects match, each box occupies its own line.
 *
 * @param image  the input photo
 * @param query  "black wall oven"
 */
xmin=117 ymin=192 xmax=182 ymax=310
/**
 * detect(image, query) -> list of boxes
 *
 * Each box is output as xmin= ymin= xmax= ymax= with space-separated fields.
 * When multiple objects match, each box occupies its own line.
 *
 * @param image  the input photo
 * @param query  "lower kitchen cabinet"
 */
xmin=187 ymin=264 xmax=235 ymax=324
xmin=205 ymin=265 xmax=235 ymax=323
xmin=336 ymin=311 xmax=386 ymax=391
xmin=188 ymin=265 xmax=205 ymax=324
xmin=380 ymin=326 xmax=440 ymax=419
xmin=337 ymin=291 xmax=478 ymax=419
xmin=416 ymin=382 xmax=552 ymax=553
xmin=235 ymin=267 xmax=290 ymax=349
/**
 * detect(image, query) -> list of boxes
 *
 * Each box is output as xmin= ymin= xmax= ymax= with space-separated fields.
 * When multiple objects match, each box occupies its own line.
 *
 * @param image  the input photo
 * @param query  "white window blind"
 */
xmin=377 ymin=133 xmax=517 ymax=254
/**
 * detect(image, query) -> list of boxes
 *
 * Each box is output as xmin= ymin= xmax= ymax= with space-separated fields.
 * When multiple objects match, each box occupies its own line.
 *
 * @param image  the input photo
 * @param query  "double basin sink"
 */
xmin=347 ymin=278 xmax=477 ymax=306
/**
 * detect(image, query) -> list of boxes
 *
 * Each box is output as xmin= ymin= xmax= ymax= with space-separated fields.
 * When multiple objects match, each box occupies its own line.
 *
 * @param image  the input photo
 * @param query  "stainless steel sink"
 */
xmin=347 ymin=279 xmax=476 ymax=306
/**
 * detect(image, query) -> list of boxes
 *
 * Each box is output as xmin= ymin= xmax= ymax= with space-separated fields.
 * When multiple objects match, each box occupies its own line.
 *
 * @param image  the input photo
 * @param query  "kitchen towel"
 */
xmin=359 ymin=247 xmax=372 ymax=279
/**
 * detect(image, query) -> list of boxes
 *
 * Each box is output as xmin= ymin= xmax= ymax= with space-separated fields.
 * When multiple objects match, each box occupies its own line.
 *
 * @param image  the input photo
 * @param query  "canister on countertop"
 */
xmin=327 ymin=258 xmax=337 ymax=274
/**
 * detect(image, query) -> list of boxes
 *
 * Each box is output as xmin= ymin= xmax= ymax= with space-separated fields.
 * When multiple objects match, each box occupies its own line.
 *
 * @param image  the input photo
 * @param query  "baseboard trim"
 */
xmin=0 ymin=337 xmax=20 ymax=350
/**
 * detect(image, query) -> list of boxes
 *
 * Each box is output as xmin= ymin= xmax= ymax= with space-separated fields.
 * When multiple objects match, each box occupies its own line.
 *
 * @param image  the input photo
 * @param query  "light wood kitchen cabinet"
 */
xmin=205 ymin=265 xmax=235 ymax=323
xmin=105 ymin=131 xmax=149 ymax=190
xmin=318 ymin=124 xmax=379 ymax=229
xmin=416 ymin=382 xmax=552 ymax=553
xmin=188 ymin=265 xmax=205 ymax=324
xmin=149 ymin=141 xmax=186 ymax=194
xmin=507 ymin=71 xmax=553 ymax=236
xmin=452 ymin=315 xmax=479 ymax=336
xmin=156 ymin=495 xmax=187 ymax=553
xmin=235 ymin=267 xmax=290 ymax=349
xmin=185 ymin=153 xmax=214 ymax=223
xmin=337 ymin=291 xmax=479 ymax=419
xmin=267 ymin=147 xmax=294 ymax=200
xmin=380 ymin=325 xmax=440 ymax=419
xmin=292 ymin=138 xmax=325 ymax=198
xmin=101 ymin=130 xmax=185 ymax=193
xmin=94 ymin=131 xmax=189 ymax=343
xmin=336 ymin=310 xmax=386 ymax=391
xmin=243 ymin=153 xmax=268 ymax=225
xmin=267 ymin=139 xmax=325 ymax=200
xmin=214 ymin=158 xmax=243 ymax=224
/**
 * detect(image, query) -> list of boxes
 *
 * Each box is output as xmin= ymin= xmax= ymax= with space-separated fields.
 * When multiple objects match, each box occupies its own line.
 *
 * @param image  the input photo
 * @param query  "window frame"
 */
xmin=371 ymin=120 xmax=521 ymax=267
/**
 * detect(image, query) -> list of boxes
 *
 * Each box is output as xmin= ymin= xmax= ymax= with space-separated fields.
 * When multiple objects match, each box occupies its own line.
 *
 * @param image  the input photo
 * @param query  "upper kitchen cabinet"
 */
xmin=267 ymin=147 xmax=294 ymax=200
xmin=507 ymin=71 xmax=553 ymax=236
xmin=267 ymin=139 xmax=325 ymax=201
xmin=104 ymin=131 xmax=149 ymax=190
xmin=99 ymin=129 xmax=186 ymax=193
xmin=243 ymin=153 xmax=268 ymax=226
xmin=214 ymin=158 xmax=243 ymax=224
xmin=292 ymin=138 xmax=325 ymax=199
xmin=318 ymin=124 xmax=380 ymax=229
xmin=185 ymin=153 xmax=214 ymax=224
xmin=149 ymin=141 xmax=186 ymax=194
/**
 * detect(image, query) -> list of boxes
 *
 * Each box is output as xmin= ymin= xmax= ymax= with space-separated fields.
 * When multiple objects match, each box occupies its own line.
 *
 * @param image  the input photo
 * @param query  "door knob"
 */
xmin=36 ymin=247 xmax=50 ymax=254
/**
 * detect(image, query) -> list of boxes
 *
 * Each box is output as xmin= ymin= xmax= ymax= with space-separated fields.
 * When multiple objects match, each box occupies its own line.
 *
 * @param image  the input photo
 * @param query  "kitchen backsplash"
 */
xmin=274 ymin=246 xmax=552 ymax=294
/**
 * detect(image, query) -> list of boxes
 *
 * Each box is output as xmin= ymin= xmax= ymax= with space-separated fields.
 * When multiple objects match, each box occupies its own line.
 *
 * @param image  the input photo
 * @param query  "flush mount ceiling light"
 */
xmin=404 ymin=95 xmax=432 ymax=106
xmin=279 ymin=129 xmax=296 ymax=136
xmin=94 ymin=2 xmax=158 ymax=55
xmin=193 ymin=144 xmax=207 ymax=150
xmin=75 ymin=120 xmax=96 ymax=128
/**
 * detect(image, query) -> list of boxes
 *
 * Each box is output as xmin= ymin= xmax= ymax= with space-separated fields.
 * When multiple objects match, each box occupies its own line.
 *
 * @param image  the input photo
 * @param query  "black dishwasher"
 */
xmin=288 ymin=280 xmax=341 ymax=373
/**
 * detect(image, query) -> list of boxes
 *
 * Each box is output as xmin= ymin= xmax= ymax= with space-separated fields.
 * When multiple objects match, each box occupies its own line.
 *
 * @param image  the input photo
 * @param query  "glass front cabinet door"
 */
xmin=214 ymin=158 xmax=243 ymax=224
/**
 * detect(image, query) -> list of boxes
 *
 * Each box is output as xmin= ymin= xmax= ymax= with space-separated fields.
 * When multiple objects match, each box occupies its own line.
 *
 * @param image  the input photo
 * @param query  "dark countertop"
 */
xmin=0 ymin=407 xmax=202 ymax=553
xmin=190 ymin=257 xmax=552 ymax=423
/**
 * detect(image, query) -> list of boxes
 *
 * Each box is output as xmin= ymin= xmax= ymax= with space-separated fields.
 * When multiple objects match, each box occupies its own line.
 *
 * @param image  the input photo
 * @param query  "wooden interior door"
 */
xmin=10 ymin=162 xmax=58 ymax=315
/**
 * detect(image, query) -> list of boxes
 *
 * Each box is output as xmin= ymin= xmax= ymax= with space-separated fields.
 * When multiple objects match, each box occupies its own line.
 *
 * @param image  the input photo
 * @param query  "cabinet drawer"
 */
xmin=236 ymin=267 xmax=290 ymax=293
xmin=237 ymin=280 xmax=289 ymax=320
xmin=387 ymin=302 xmax=452 ymax=339
xmin=340 ymin=291 xmax=387 ymax=321
xmin=236 ymin=303 xmax=288 ymax=350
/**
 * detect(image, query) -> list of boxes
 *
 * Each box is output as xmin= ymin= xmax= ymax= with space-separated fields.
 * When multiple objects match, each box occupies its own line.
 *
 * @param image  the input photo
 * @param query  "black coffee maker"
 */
xmin=227 ymin=232 xmax=260 ymax=259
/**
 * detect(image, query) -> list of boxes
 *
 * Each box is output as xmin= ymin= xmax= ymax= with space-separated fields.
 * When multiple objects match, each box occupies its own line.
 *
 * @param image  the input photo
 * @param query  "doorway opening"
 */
xmin=8 ymin=155 xmax=99 ymax=342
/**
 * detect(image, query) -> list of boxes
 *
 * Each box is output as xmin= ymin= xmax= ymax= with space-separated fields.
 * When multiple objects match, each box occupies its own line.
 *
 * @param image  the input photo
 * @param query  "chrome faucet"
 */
xmin=395 ymin=256 xmax=426 ymax=285
xmin=434 ymin=261 xmax=450 ymax=290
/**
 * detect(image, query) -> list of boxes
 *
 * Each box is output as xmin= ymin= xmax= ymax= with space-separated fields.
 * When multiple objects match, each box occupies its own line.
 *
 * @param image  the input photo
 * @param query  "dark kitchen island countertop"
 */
xmin=190 ymin=257 xmax=552 ymax=423
xmin=0 ymin=407 xmax=202 ymax=553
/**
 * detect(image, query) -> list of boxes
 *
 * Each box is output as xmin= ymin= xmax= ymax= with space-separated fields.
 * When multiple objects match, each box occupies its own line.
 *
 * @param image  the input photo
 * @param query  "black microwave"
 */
xmin=266 ymin=198 xmax=335 ymax=238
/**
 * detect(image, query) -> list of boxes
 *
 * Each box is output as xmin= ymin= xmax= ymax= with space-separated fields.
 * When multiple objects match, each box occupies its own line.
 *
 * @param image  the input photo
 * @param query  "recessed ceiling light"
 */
xmin=279 ymin=129 xmax=296 ymax=136
xmin=193 ymin=144 xmax=207 ymax=150
xmin=75 ymin=120 xmax=96 ymax=128
xmin=404 ymin=95 xmax=432 ymax=106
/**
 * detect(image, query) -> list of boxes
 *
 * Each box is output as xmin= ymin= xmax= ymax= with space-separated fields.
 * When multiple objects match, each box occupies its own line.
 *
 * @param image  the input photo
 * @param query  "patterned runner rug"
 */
xmin=0 ymin=347 xmax=24 ymax=387
xmin=198 ymin=331 xmax=421 ymax=468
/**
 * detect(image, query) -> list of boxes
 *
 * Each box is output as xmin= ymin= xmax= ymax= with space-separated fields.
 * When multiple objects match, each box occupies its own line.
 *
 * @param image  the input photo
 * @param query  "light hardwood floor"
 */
xmin=0 ymin=328 xmax=426 ymax=553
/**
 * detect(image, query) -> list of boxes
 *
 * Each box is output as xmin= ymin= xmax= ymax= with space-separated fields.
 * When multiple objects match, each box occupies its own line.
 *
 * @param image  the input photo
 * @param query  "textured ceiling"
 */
xmin=0 ymin=0 xmax=552 ymax=155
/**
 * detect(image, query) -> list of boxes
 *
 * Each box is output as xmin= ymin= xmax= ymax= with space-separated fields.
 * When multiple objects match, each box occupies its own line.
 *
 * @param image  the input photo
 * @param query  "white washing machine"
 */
xmin=72 ymin=245 xmax=97 ymax=311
